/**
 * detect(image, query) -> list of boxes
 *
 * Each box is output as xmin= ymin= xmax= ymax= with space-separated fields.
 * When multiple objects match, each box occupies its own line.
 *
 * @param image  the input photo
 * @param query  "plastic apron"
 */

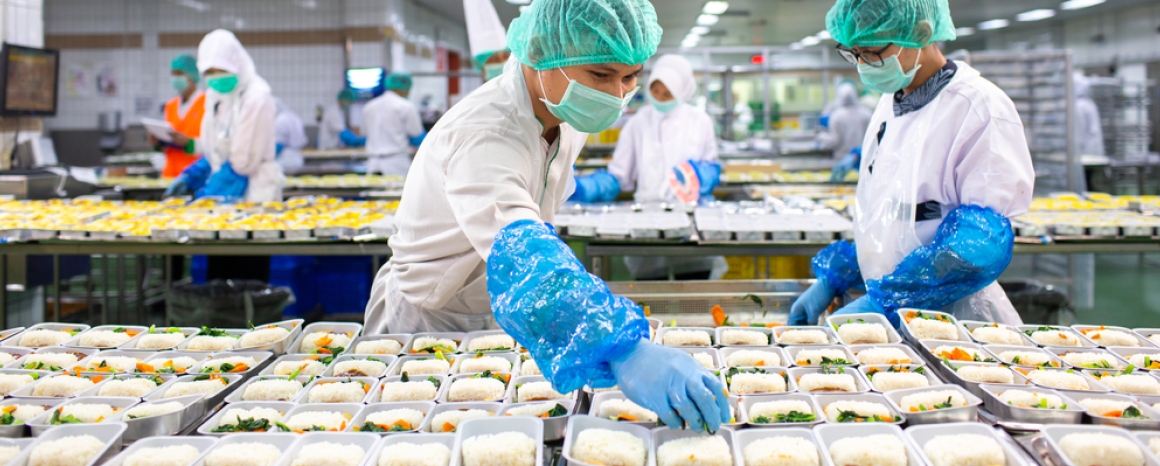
xmin=364 ymin=261 xmax=499 ymax=334
xmin=853 ymin=89 xmax=1021 ymax=325
xmin=210 ymin=93 xmax=284 ymax=203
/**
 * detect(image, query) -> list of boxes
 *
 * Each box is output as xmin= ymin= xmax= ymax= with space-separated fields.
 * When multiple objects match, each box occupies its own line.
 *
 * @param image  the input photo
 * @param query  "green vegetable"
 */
xmin=1012 ymin=356 xmax=1021 ymax=364
xmin=49 ymin=409 xmax=83 ymax=425
xmin=203 ymin=363 xmax=236 ymax=373
xmin=752 ymin=415 xmax=772 ymax=424
xmin=197 ymin=327 xmax=232 ymax=337
xmin=22 ymin=361 xmax=60 ymax=371
xmin=112 ymin=327 xmax=127 ymax=333
xmin=357 ymin=421 xmax=411 ymax=432
xmin=818 ymin=356 xmax=851 ymax=366
xmin=28 ymin=373 xmax=38 ymax=380
xmin=1024 ymin=326 xmax=1058 ymax=336
xmin=427 ymin=376 xmax=441 ymax=389
xmin=435 ymin=351 xmax=447 ymax=362
xmin=736 ymin=294 xmax=764 ymax=307
xmin=275 ymin=421 xmax=292 ymax=432
xmin=1123 ymin=406 xmax=1146 ymax=419
xmin=287 ymin=366 xmax=303 ymax=380
xmin=1038 ymin=398 xmax=1049 ymax=409
xmin=472 ymin=370 xmax=507 ymax=384
xmin=0 ymin=412 xmax=20 ymax=426
xmin=400 ymin=372 xmax=410 ymax=382
xmin=933 ymin=397 xmax=954 ymax=410
xmin=1125 ymin=365 xmax=1136 ymax=374
xmin=724 ymin=367 xmax=765 ymax=384
xmin=836 ymin=410 xmax=890 ymax=423
xmin=820 ymin=365 xmax=845 ymax=375
xmin=547 ymin=403 xmax=569 ymax=417
xmin=211 ymin=416 xmax=274 ymax=433
xmin=774 ymin=411 xmax=816 ymax=423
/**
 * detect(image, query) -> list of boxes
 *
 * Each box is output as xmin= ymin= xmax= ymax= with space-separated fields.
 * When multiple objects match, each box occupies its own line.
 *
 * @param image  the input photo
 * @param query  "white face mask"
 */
xmin=538 ymin=68 xmax=636 ymax=133
xmin=857 ymin=48 xmax=922 ymax=95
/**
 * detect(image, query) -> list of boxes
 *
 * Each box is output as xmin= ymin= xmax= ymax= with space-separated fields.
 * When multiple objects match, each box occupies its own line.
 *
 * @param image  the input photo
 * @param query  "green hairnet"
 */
xmin=473 ymin=49 xmax=506 ymax=71
xmin=826 ymin=0 xmax=956 ymax=49
xmin=507 ymin=0 xmax=662 ymax=71
xmin=337 ymin=88 xmax=357 ymax=101
xmin=171 ymin=54 xmax=200 ymax=83
xmin=385 ymin=72 xmax=413 ymax=91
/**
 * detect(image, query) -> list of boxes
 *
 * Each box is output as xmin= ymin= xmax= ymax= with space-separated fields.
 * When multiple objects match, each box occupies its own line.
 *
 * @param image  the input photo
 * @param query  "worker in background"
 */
xmin=465 ymin=0 xmax=510 ymax=82
xmin=819 ymin=82 xmax=873 ymax=182
xmin=1073 ymin=73 xmax=1105 ymax=158
xmin=362 ymin=72 xmax=425 ymax=176
xmin=604 ymin=53 xmax=726 ymax=280
xmin=164 ymin=29 xmax=282 ymax=203
xmin=364 ymin=0 xmax=728 ymax=432
xmin=318 ymin=88 xmax=364 ymax=150
xmin=789 ymin=0 xmax=1034 ymax=327
xmin=154 ymin=54 xmax=205 ymax=179
xmin=274 ymin=98 xmax=308 ymax=175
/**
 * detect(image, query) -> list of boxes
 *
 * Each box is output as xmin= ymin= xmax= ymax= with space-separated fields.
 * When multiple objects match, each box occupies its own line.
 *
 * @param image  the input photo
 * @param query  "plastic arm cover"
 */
xmin=569 ymin=171 xmax=621 ymax=203
xmin=866 ymin=204 xmax=1014 ymax=315
xmin=179 ymin=157 xmax=211 ymax=193
xmin=339 ymin=129 xmax=366 ymax=147
xmin=812 ymin=240 xmax=863 ymax=295
xmin=690 ymin=160 xmax=722 ymax=197
xmin=408 ymin=131 xmax=428 ymax=148
xmin=488 ymin=219 xmax=650 ymax=393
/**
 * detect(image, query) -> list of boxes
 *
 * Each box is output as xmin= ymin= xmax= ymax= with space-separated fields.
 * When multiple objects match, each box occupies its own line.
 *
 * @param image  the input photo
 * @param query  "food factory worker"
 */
xmin=365 ymin=0 xmax=728 ymax=432
xmin=164 ymin=29 xmax=282 ymax=203
xmin=604 ymin=54 xmax=726 ymax=279
xmin=788 ymin=0 xmax=1034 ymax=327
xmin=362 ymin=72 xmax=426 ymax=176
xmin=465 ymin=0 xmax=510 ymax=81
xmin=274 ymin=98 xmax=308 ymax=175
xmin=1073 ymin=73 xmax=1105 ymax=157
xmin=155 ymin=54 xmax=205 ymax=179
xmin=318 ymin=88 xmax=363 ymax=150
xmin=819 ymin=82 xmax=873 ymax=182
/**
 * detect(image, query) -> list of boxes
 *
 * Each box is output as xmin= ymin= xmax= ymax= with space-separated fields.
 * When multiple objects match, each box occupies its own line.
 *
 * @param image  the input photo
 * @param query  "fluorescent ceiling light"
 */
xmin=816 ymin=30 xmax=832 ymax=40
xmin=977 ymin=19 xmax=1010 ymax=30
xmin=1016 ymin=9 xmax=1056 ymax=21
xmin=801 ymin=36 xmax=820 ymax=46
xmin=702 ymin=1 xmax=729 ymax=15
xmin=955 ymin=27 xmax=976 ymax=37
xmin=790 ymin=42 xmax=804 ymax=50
xmin=176 ymin=0 xmax=209 ymax=12
xmin=681 ymin=37 xmax=700 ymax=48
xmin=690 ymin=26 xmax=710 ymax=35
xmin=1060 ymin=0 xmax=1105 ymax=10
xmin=696 ymin=14 xmax=719 ymax=26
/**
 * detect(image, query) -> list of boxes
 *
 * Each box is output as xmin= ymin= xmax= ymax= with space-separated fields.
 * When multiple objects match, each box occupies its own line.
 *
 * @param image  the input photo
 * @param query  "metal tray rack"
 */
xmin=607 ymin=279 xmax=812 ymax=327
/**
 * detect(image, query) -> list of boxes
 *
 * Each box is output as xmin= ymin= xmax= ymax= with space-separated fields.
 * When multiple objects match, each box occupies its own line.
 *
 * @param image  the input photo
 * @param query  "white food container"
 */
xmin=10 ymin=422 xmax=126 ymax=466
xmin=905 ymin=422 xmax=1031 ymax=466
xmin=882 ymin=384 xmax=981 ymax=425
xmin=587 ymin=391 xmax=660 ymax=429
xmin=713 ymin=327 xmax=774 ymax=347
xmin=826 ymin=313 xmax=903 ymax=345
xmin=898 ymin=309 xmax=970 ymax=343
xmin=420 ymin=402 xmax=502 ymax=433
xmin=813 ymin=423 xmax=923 ymax=466
xmin=273 ymin=431 xmax=378 ymax=466
xmin=346 ymin=334 xmax=414 ymax=356
xmin=197 ymin=401 xmax=296 ymax=436
xmin=404 ymin=332 xmax=467 ymax=354
xmin=961 ymin=320 xmax=1037 ymax=347
xmin=732 ymin=427 xmax=822 ymax=466
xmin=449 ymin=352 xmax=519 ymax=375
xmin=717 ymin=347 xmax=784 ymax=369
xmin=101 ymin=435 xmax=219 ymax=466
xmin=346 ymin=401 xmax=434 ymax=434
xmin=784 ymin=345 xmax=858 ymax=367
xmin=814 ymin=392 xmax=906 ymax=425
xmin=562 ymin=414 xmax=654 ymax=466
xmin=190 ymin=432 xmax=297 ymax=466
xmin=1041 ymin=424 xmax=1160 ymax=466
xmin=650 ymin=426 xmax=736 ymax=466
xmin=26 ymin=396 xmax=140 ymax=436
xmin=772 ymin=326 xmax=840 ymax=346
xmin=287 ymin=322 xmax=363 ymax=355
xmin=738 ymin=393 xmax=824 ymax=427
xmin=654 ymin=327 xmax=716 ymax=348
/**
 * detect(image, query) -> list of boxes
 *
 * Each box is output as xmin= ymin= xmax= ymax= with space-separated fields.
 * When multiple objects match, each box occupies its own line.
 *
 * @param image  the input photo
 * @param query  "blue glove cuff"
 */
xmin=811 ymin=241 xmax=863 ymax=295
xmin=690 ymin=160 xmax=722 ymax=196
xmin=409 ymin=131 xmax=428 ymax=148
xmin=569 ymin=171 xmax=620 ymax=203
xmin=339 ymin=129 xmax=366 ymax=147
xmin=180 ymin=157 xmax=211 ymax=193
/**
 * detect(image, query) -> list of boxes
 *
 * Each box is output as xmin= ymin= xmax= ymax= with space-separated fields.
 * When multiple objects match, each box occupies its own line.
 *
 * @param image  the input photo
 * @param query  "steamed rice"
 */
xmin=570 ymin=428 xmax=646 ymax=466
xmin=1058 ymin=432 xmax=1143 ymax=466
xmin=273 ymin=359 xmax=326 ymax=376
xmin=238 ymin=327 xmax=291 ymax=348
xmin=57 ymin=403 xmax=116 ymax=423
xmin=97 ymin=378 xmax=159 ymax=397
xmin=125 ymin=445 xmax=202 ymax=466
xmin=204 ymin=442 xmax=282 ymax=466
xmin=597 ymin=398 xmax=657 ymax=422
xmin=997 ymin=350 xmax=1053 ymax=366
xmin=922 ymin=434 xmax=1005 ymax=466
xmin=955 ymin=366 xmax=1014 ymax=384
xmin=1060 ymin=351 xmax=1123 ymax=369
xmin=466 ymin=334 xmax=515 ymax=352
xmin=0 ymin=352 xmax=14 ymax=365
xmin=200 ymin=356 xmax=259 ymax=372
xmin=794 ymin=348 xmax=850 ymax=366
xmin=1148 ymin=438 xmax=1160 ymax=457
xmin=333 ymin=359 xmax=388 ymax=377
xmin=971 ymin=326 xmax=1024 ymax=345
xmin=779 ymin=329 xmax=828 ymax=345
xmin=1029 ymin=329 xmax=1080 ymax=347
xmin=307 ymin=381 xmax=368 ymax=403
xmin=165 ymin=378 xmax=230 ymax=398
xmin=1081 ymin=328 xmax=1139 ymax=347
xmin=691 ymin=353 xmax=715 ymax=369
xmin=828 ymin=435 xmax=906 ymax=466
xmin=377 ymin=442 xmax=450 ymax=466
xmin=1097 ymin=374 xmax=1160 ymax=395
xmin=997 ymin=389 xmax=1066 ymax=409
xmin=1027 ymin=370 xmax=1089 ymax=390
xmin=299 ymin=331 xmax=353 ymax=354
xmin=29 ymin=435 xmax=106 ymax=466
xmin=743 ymin=436 xmax=819 ymax=466
xmin=725 ymin=350 xmax=781 ymax=368
xmin=33 ymin=375 xmax=95 ymax=397
xmin=400 ymin=359 xmax=450 ymax=376
xmin=720 ymin=329 xmax=768 ymax=346
xmin=447 ymin=377 xmax=505 ymax=402
xmin=219 ymin=407 xmax=283 ymax=426
xmin=152 ymin=356 xmax=198 ymax=373
xmin=0 ymin=445 xmax=17 ymax=465
xmin=78 ymin=330 xmax=132 ymax=347
xmin=516 ymin=381 xmax=568 ymax=402
xmin=505 ymin=402 xmax=565 ymax=417
xmin=0 ymin=373 xmax=35 ymax=396
xmin=86 ymin=355 xmax=140 ymax=372
xmin=241 ymin=379 xmax=303 ymax=401
xmin=1127 ymin=353 xmax=1160 ymax=370
xmin=730 ymin=373 xmax=787 ymax=395
xmin=135 ymin=333 xmax=187 ymax=350
xmin=1076 ymin=398 xmax=1137 ymax=418
xmin=868 ymin=371 xmax=929 ymax=391
xmin=365 ymin=408 xmax=423 ymax=430
xmin=22 ymin=352 xmax=79 ymax=369
xmin=185 ymin=335 xmax=235 ymax=351
xmin=837 ymin=322 xmax=888 ymax=344
xmin=19 ymin=329 xmax=72 ymax=347
xmin=354 ymin=338 xmax=402 ymax=355
xmin=519 ymin=359 xmax=540 ymax=376
xmin=931 ymin=346 xmax=985 ymax=362
xmin=291 ymin=442 xmax=365 ymax=466
xmin=656 ymin=436 xmax=732 ymax=466
xmin=797 ymin=373 xmax=856 ymax=393
xmin=856 ymin=347 xmax=911 ymax=365
xmin=461 ymin=432 xmax=535 ymax=466
xmin=908 ymin=318 xmax=959 ymax=341
xmin=380 ymin=380 xmax=439 ymax=402
xmin=457 ymin=356 xmax=512 ymax=374
xmin=428 ymin=409 xmax=489 ymax=432
xmin=662 ymin=329 xmax=711 ymax=347
xmin=6 ymin=404 xmax=46 ymax=422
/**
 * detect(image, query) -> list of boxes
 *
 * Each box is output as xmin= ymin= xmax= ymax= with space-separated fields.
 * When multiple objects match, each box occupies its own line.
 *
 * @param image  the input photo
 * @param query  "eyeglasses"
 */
xmin=836 ymin=44 xmax=894 ymax=68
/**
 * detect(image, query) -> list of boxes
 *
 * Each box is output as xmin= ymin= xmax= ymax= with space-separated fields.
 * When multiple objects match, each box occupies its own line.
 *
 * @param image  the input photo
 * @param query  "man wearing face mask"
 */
xmin=154 ymin=54 xmax=205 ymax=179
xmin=788 ymin=0 xmax=1034 ymax=327
xmin=319 ymin=88 xmax=363 ymax=150
xmin=464 ymin=0 xmax=510 ymax=82
xmin=364 ymin=0 xmax=729 ymax=433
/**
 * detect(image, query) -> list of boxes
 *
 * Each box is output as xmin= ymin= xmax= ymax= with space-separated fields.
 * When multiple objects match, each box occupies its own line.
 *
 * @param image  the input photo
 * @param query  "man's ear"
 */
xmin=913 ymin=20 xmax=933 ymax=47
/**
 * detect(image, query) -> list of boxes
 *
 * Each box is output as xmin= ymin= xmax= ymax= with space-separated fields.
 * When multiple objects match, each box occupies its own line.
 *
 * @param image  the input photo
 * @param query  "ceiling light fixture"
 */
xmin=703 ymin=1 xmax=729 ymax=15
xmin=1016 ymin=9 xmax=1056 ymax=21
xmin=790 ymin=42 xmax=805 ymax=50
xmin=696 ymin=14 xmax=719 ymax=26
xmin=1060 ymin=0 xmax=1105 ymax=10
xmin=801 ymin=36 xmax=820 ymax=46
xmin=977 ymin=19 xmax=1010 ymax=31
xmin=955 ymin=27 xmax=976 ymax=37
xmin=504 ymin=0 xmax=531 ymax=4
xmin=690 ymin=26 xmax=710 ymax=35
xmin=681 ymin=36 xmax=700 ymax=48
xmin=816 ymin=30 xmax=832 ymax=40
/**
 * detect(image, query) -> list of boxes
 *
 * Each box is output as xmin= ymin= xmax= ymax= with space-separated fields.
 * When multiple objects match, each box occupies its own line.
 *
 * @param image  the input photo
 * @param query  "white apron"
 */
xmin=364 ymin=261 xmax=499 ymax=334
xmin=853 ymin=88 xmax=1021 ymax=325
xmin=366 ymin=153 xmax=412 ymax=177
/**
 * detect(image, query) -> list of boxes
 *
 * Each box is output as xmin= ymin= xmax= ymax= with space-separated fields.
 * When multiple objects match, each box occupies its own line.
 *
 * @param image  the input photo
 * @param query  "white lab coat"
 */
xmin=818 ymin=83 xmax=873 ymax=159
xmin=274 ymin=98 xmax=308 ymax=175
xmin=317 ymin=103 xmax=347 ymax=150
xmin=364 ymin=58 xmax=584 ymax=334
xmin=853 ymin=61 xmax=1034 ymax=325
xmin=195 ymin=29 xmax=283 ymax=203
xmin=1073 ymin=74 xmax=1105 ymax=157
xmin=363 ymin=91 xmax=424 ymax=176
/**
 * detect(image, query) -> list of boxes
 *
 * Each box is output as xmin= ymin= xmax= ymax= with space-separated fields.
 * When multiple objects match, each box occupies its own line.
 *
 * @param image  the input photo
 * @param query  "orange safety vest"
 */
xmin=161 ymin=92 xmax=206 ymax=178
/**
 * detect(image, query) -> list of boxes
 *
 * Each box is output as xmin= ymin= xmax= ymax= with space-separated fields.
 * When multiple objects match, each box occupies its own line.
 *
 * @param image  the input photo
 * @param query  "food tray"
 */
xmin=814 ymin=392 xmax=906 ymax=425
xmin=371 ymin=374 xmax=448 ymax=405
xmin=87 ymin=373 xmax=177 ymax=399
xmin=0 ymin=397 xmax=64 ymax=438
xmin=26 ymin=395 xmax=140 ymax=436
xmin=562 ymin=415 xmax=654 ymax=466
xmin=1108 ymin=347 xmax=1160 ymax=371
xmin=505 ymin=375 xmax=578 ymax=405
xmin=499 ymin=399 xmax=577 ymax=442
xmin=404 ymin=332 xmax=467 ymax=354
xmin=189 ymin=351 xmax=275 ymax=377
xmin=222 ymin=375 xmax=312 ymax=404
xmin=11 ymin=422 xmax=127 ymax=466
xmin=78 ymin=350 xmax=151 ymax=373
xmin=116 ymin=327 xmax=199 ymax=351
xmin=722 ymin=366 xmax=797 ymax=396
xmin=1057 ymin=390 xmax=1160 ymax=430
xmin=882 ymin=384 xmax=981 ymax=424
xmin=784 ymin=345 xmax=858 ymax=367
xmin=961 ymin=320 xmax=1038 ymax=347
xmin=176 ymin=329 xmax=248 ymax=352
xmin=0 ymin=327 xmax=25 ymax=341
xmin=190 ymin=433 xmax=297 ymax=466
xmin=273 ymin=431 xmax=379 ymax=466
xmin=235 ymin=319 xmax=305 ymax=356
xmin=1134 ymin=328 xmax=1160 ymax=348
xmin=196 ymin=401 xmax=297 ymax=437
xmin=733 ymin=426 xmax=823 ymax=466
xmin=62 ymin=326 xmax=149 ymax=350
xmin=321 ymin=354 xmax=398 ymax=377
xmin=5 ymin=346 xmax=99 ymax=371
xmin=286 ymin=321 xmax=363 ymax=355
xmin=113 ymin=394 xmax=206 ymax=443
xmin=420 ymin=402 xmax=503 ymax=433
xmin=438 ymin=372 xmax=512 ymax=403
xmin=813 ymin=423 xmax=923 ymax=466
xmin=346 ymin=334 xmax=414 ymax=356
xmin=1041 ymin=424 xmax=1160 ymax=466
xmin=8 ymin=370 xmax=101 ymax=400
xmin=145 ymin=373 xmax=243 ymax=408
xmin=259 ymin=354 xmax=335 ymax=377
xmin=772 ymin=326 xmax=840 ymax=346
xmin=346 ymin=401 xmax=434 ymax=434
xmin=978 ymin=383 xmax=1085 ymax=426
xmin=451 ymin=416 xmax=544 ymax=466
xmin=587 ymin=391 xmax=659 ymax=429
xmin=140 ymin=351 xmax=213 ymax=374
xmin=1072 ymin=325 xmax=1156 ymax=348
xmin=939 ymin=361 xmax=1029 ymax=398
xmin=899 ymin=309 xmax=971 ymax=343
xmin=460 ymin=330 xmax=519 ymax=354
xmin=0 ymin=323 xmax=91 ymax=348
xmin=103 ymin=435 xmax=218 ymax=466
xmin=848 ymin=344 xmax=924 ymax=366
xmin=858 ymin=364 xmax=942 ymax=392
xmin=649 ymin=426 xmax=737 ymax=465
xmin=295 ymin=376 xmax=378 ymax=404
xmin=365 ymin=433 xmax=455 ymax=466
xmin=826 ymin=313 xmax=903 ymax=345
xmin=713 ymin=327 xmax=774 ymax=347
xmin=1024 ymin=367 xmax=1110 ymax=392
xmin=717 ymin=347 xmax=785 ymax=369
xmin=915 ymin=339 xmax=995 ymax=380
xmin=654 ymin=327 xmax=716 ymax=348
xmin=982 ymin=344 xmax=1065 ymax=369
xmin=738 ymin=393 xmax=824 ymax=427
xmin=389 ymin=354 xmax=453 ymax=377
xmin=448 ymin=352 xmax=518 ymax=375
xmin=0 ymin=347 xmax=32 ymax=367
xmin=905 ymin=422 xmax=1034 ymax=466
xmin=279 ymin=402 xmax=363 ymax=432
xmin=676 ymin=347 xmax=724 ymax=369
xmin=787 ymin=366 xmax=869 ymax=394
xmin=1046 ymin=346 xmax=1129 ymax=370
xmin=1018 ymin=325 xmax=1097 ymax=348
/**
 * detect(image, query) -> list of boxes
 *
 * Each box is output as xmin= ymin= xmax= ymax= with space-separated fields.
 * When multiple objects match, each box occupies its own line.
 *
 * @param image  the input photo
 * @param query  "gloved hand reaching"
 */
xmin=163 ymin=178 xmax=189 ymax=197
xmin=668 ymin=160 xmax=721 ymax=204
xmin=611 ymin=339 xmax=730 ymax=432
xmin=831 ymin=147 xmax=860 ymax=183
xmin=832 ymin=295 xmax=897 ymax=327
xmin=339 ymin=129 xmax=366 ymax=147
xmin=788 ymin=278 xmax=837 ymax=326
xmin=569 ymin=171 xmax=620 ymax=203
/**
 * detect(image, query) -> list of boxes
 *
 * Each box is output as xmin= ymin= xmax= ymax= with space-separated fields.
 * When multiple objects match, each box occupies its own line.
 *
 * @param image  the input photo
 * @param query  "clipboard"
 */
xmin=141 ymin=118 xmax=175 ymax=143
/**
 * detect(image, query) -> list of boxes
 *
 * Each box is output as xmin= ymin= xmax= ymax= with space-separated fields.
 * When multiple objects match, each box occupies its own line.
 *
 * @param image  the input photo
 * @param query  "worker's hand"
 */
xmin=170 ymin=131 xmax=190 ymax=149
xmin=831 ymin=153 xmax=859 ymax=183
xmin=611 ymin=339 xmax=729 ymax=432
xmin=163 ymin=178 xmax=190 ymax=197
xmin=788 ymin=278 xmax=836 ymax=326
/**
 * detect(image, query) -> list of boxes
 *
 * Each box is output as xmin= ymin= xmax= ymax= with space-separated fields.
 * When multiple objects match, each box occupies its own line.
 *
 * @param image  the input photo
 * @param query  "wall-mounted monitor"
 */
xmin=346 ymin=67 xmax=386 ymax=98
xmin=0 ymin=43 xmax=59 ymax=117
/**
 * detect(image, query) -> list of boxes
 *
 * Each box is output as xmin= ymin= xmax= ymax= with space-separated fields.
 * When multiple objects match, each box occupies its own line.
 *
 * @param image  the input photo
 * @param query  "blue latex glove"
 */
xmin=865 ymin=205 xmax=1014 ymax=323
xmin=339 ymin=129 xmax=366 ymax=147
xmin=788 ymin=278 xmax=836 ymax=326
xmin=198 ymin=162 xmax=249 ymax=202
xmin=569 ymin=171 xmax=620 ymax=203
xmin=275 ymin=143 xmax=285 ymax=156
xmin=610 ymin=339 xmax=730 ymax=432
xmin=819 ymin=114 xmax=830 ymax=129
xmin=408 ymin=131 xmax=427 ymax=148
xmin=178 ymin=157 xmax=211 ymax=194
xmin=163 ymin=178 xmax=189 ymax=197
xmin=832 ymin=295 xmax=893 ymax=326
xmin=831 ymin=147 xmax=860 ymax=183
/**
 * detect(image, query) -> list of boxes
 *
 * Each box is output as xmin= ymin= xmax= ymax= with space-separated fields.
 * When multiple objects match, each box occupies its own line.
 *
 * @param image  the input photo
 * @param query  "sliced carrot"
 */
xmin=306 ymin=355 xmax=321 ymax=361
xmin=949 ymin=348 xmax=973 ymax=362
xmin=501 ymin=373 xmax=511 ymax=384
xmin=909 ymin=407 xmax=919 ymax=412
xmin=615 ymin=414 xmax=639 ymax=421
xmin=740 ymin=322 xmax=750 ymax=327
xmin=91 ymin=376 xmax=104 ymax=383
xmin=1105 ymin=411 xmax=1122 ymax=418
xmin=765 ymin=323 xmax=783 ymax=328
xmin=392 ymin=420 xmax=411 ymax=430
xmin=442 ymin=422 xmax=456 ymax=432
xmin=711 ymin=305 xmax=727 ymax=326
xmin=136 ymin=362 xmax=155 ymax=373
xmin=162 ymin=360 xmax=174 ymax=369
xmin=317 ymin=348 xmax=333 ymax=355
xmin=124 ymin=330 xmax=140 ymax=337
xmin=755 ymin=360 xmax=765 ymax=366
xmin=95 ymin=416 xmax=104 ymax=422
xmin=229 ymin=363 xmax=248 ymax=373
xmin=338 ymin=421 xmax=346 ymax=431
xmin=905 ymin=311 xmax=917 ymax=323
xmin=1 ymin=406 xmax=15 ymax=414
xmin=315 ymin=335 xmax=333 ymax=347
xmin=1091 ymin=334 xmax=1102 ymax=340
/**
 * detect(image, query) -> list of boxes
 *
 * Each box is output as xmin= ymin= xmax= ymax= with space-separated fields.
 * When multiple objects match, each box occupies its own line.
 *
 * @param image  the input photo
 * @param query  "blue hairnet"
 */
xmin=337 ymin=88 xmax=357 ymax=101
xmin=385 ymin=72 xmax=413 ymax=91
xmin=507 ymin=0 xmax=662 ymax=71
xmin=171 ymin=54 xmax=200 ymax=83
xmin=826 ymin=0 xmax=956 ymax=49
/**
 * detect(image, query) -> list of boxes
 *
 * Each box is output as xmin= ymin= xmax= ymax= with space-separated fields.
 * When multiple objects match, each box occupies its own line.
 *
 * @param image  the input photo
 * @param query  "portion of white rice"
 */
xmin=241 ymin=379 xmax=302 ymax=401
xmin=461 ymin=432 xmax=536 ymax=466
xmin=290 ymin=442 xmax=364 ymax=466
xmin=955 ymin=366 xmax=1014 ymax=384
xmin=380 ymin=380 xmax=439 ymax=402
xmin=365 ymin=408 xmax=423 ymax=430
xmin=1060 ymin=352 xmax=1123 ymax=369
xmin=124 ymin=444 xmax=201 ymax=466
xmin=794 ymin=349 xmax=850 ymax=366
xmin=185 ymin=336 xmax=236 ymax=351
xmin=154 ymin=356 xmax=198 ymax=372
xmin=307 ymin=381 xmax=367 ymax=403
xmin=747 ymin=400 xmax=815 ymax=423
xmin=299 ymin=331 xmax=353 ymax=354
xmin=519 ymin=359 xmax=541 ymax=376
xmin=204 ymin=442 xmax=282 ymax=466
xmin=33 ymin=375 xmax=95 ymax=397
xmin=998 ymin=350 xmax=1052 ymax=366
xmin=908 ymin=318 xmax=959 ymax=341
xmin=0 ymin=353 xmax=14 ymax=365
xmin=428 ymin=409 xmax=489 ymax=432
xmin=570 ymin=428 xmax=646 ymax=466
xmin=58 ymin=403 xmax=115 ymax=423
xmin=726 ymin=350 xmax=781 ymax=368
xmin=377 ymin=442 xmax=451 ymax=466
xmin=869 ymin=371 xmax=929 ymax=391
xmin=998 ymin=389 xmax=1066 ymax=409
xmin=824 ymin=400 xmax=892 ymax=422
xmin=78 ymin=330 xmax=132 ymax=347
xmin=837 ymin=323 xmax=888 ymax=344
xmin=466 ymin=334 xmax=515 ymax=352
xmin=1082 ymin=329 xmax=1139 ymax=347
xmin=201 ymin=356 xmax=259 ymax=372
xmin=0 ymin=446 xmax=19 ymax=465
xmin=401 ymin=359 xmax=451 ymax=376
xmin=411 ymin=337 xmax=458 ymax=353
xmin=273 ymin=360 xmax=326 ymax=376
xmin=29 ymin=435 xmax=105 ymax=466
xmin=662 ymin=329 xmax=711 ymax=347
xmin=730 ymin=373 xmax=787 ymax=395
xmin=931 ymin=346 xmax=985 ymax=362
xmin=743 ymin=436 xmax=819 ymax=466
xmin=656 ymin=436 xmax=732 ymax=466
xmin=598 ymin=398 xmax=658 ymax=422
xmin=284 ymin=411 xmax=348 ymax=431
xmin=691 ymin=353 xmax=715 ymax=369
xmin=457 ymin=356 xmax=512 ymax=374
xmin=19 ymin=329 xmax=72 ymax=347
xmin=98 ymin=378 xmax=159 ymax=397
xmin=123 ymin=401 xmax=184 ymax=419
xmin=505 ymin=402 xmax=565 ymax=417
xmin=1027 ymin=370 xmax=1089 ymax=390
xmin=797 ymin=373 xmax=856 ymax=393
xmin=856 ymin=347 xmax=911 ymax=365
xmin=720 ymin=329 xmax=768 ymax=346
xmin=1058 ymin=432 xmax=1143 ymax=466
xmin=1076 ymin=398 xmax=1136 ymax=418
xmin=923 ymin=434 xmax=1005 ymax=466
xmin=135 ymin=333 xmax=186 ymax=350
xmin=1127 ymin=353 xmax=1160 ymax=369
xmin=165 ymin=378 xmax=230 ymax=399
xmin=87 ymin=355 xmax=140 ymax=372
xmin=22 ymin=352 xmax=79 ymax=369
xmin=1029 ymin=330 xmax=1080 ymax=347
xmin=354 ymin=339 xmax=403 ymax=355
xmin=516 ymin=381 xmax=568 ymax=402
xmin=1149 ymin=438 xmax=1160 ymax=457
xmin=219 ymin=407 xmax=283 ymax=426
xmin=898 ymin=390 xmax=968 ymax=411
xmin=971 ymin=326 xmax=1024 ymax=345
xmin=333 ymin=359 xmax=388 ymax=377
xmin=779 ymin=330 xmax=828 ymax=345
xmin=448 ymin=377 xmax=505 ymax=402
xmin=1098 ymin=374 xmax=1160 ymax=395
xmin=828 ymin=434 xmax=906 ymax=466
xmin=0 ymin=373 xmax=35 ymax=396
xmin=238 ymin=327 xmax=291 ymax=348
xmin=7 ymin=404 xmax=46 ymax=422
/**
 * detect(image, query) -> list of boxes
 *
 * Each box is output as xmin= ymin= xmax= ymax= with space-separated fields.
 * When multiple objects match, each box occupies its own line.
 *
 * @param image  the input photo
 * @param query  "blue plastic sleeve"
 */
xmin=849 ymin=146 xmax=862 ymax=166
xmin=568 ymin=171 xmax=620 ymax=203
xmin=866 ymin=204 xmax=1015 ymax=316
xmin=409 ymin=131 xmax=428 ymax=148
xmin=275 ymin=143 xmax=285 ymax=156
xmin=691 ymin=161 xmax=722 ymax=196
xmin=488 ymin=220 xmax=650 ymax=393
xmin=180 ymin=157 xmax=211 ymax=193
xmin=819 ymin=115 xmax=830 ymax=129
xmin=197 ymin=162 xmax=249 ymax=202
xmin=339 ymin=129 xmax=366 ymax=147
xmin=811 ymin=240 xmax=863 ymax=295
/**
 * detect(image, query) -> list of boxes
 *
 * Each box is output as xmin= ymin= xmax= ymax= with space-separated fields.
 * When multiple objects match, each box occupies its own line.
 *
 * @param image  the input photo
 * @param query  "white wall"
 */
xmin=43 ymin=0 xmax=470 ymax=130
